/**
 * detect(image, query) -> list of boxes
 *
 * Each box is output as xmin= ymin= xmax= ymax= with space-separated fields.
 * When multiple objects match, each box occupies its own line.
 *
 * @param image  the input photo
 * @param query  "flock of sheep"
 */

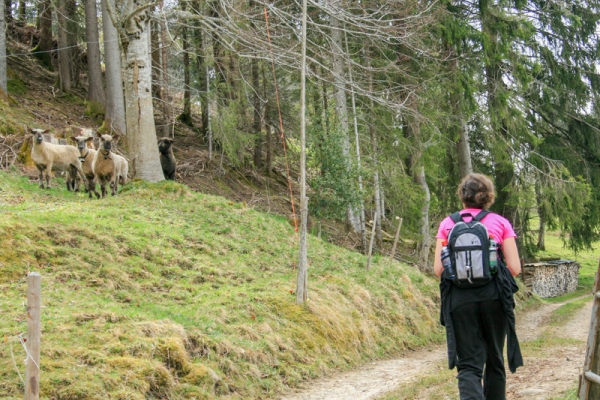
xmin=28 ymin=127 xmax=177 ymax=198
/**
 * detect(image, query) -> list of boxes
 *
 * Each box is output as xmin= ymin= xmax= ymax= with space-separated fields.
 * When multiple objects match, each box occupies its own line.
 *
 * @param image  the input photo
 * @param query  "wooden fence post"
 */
xmin=366 ymin=212 xmax=378 ymax=271
xmin=579 ymin=259 xmax=600 ymax=399
xmin=390 ymin=217 xmax=403 ymax=262
xmin=25 ymin=272 xmax=41 ymax=400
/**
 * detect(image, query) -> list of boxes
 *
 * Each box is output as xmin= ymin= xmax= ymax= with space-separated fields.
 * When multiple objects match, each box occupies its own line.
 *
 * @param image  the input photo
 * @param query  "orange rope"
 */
xmin=264 ymin=7 xmax=298 ymax=232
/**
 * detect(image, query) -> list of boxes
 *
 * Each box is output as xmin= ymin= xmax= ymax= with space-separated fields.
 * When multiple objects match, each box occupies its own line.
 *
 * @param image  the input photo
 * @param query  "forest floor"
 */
xmin=280 ymin=296 xmax=592 ymax=400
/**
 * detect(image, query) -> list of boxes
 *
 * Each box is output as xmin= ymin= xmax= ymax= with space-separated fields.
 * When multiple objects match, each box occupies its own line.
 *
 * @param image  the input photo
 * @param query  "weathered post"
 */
xmin=579 ymin=259 xmax=600 ymax=399
xmin=366 ymin=212 xmax=378 ymax=271
xmin=25 ymin=272 xmax=41 ymax=400
xmin=390 ymin=217 xmax=403 ymax=262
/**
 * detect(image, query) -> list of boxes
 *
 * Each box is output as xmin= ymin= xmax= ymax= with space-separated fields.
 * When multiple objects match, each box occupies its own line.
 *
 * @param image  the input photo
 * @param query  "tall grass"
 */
xmin=0 ymin=171 xmax=444 ymax=399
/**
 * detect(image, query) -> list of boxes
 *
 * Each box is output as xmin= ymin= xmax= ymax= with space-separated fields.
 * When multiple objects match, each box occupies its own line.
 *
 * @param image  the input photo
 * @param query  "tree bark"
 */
xmin=18 ymin=0 xmax=25 ymax=25
xmin=330 ymin=0 xmax=361 ymax=234
xmin=296 ymin=0 xmax=308 ymax=304
xmin=535 ymin=181 xmax=546 ymax=250
xmin=192 ymin=1 xmax=208 ymax=140
xmin=252 ymin=57 xmax=262 ymax=169
xmin=263 ymin=66 xmax=272 ymax=174
xmin=366 ymin=49 xmax=382 ymax=248
xmin=0 ymin=0 xmax=6 ymax=95
xmin=102 ymin=0 xmax=126 ymax=135
xmin=85 ymin=0 xmax=105 ymax=104
xmin=179 ymin=0 xmax=192 ymax=125
xmin=34 ymin=0 xmax=52 ymax=68
xmin=415 ymin=165 xmax=431 ymax=267
xmin=159 ymin=0 xmax=172 ymax=137
xmin=119 ymin=0 xmax=163 ymax=181
xmin=151 ymin=21 xmax=161 ymax=99
xmin=56 ymin=0 xmax=72 ymax=91
xmin=4 ymin=0 xmax=10 ymax=22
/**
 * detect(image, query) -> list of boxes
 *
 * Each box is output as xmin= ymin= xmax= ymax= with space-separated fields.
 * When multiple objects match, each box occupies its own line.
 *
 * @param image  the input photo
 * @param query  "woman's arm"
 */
xmin=502 ymin=237 xmax=521 ymax=277
xmin=433 ymin=238 xmax=444 ymax=277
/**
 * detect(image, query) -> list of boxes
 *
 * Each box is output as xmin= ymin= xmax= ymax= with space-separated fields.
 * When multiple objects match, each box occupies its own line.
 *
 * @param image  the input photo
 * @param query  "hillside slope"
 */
xmin=0 ymin=171 xmax=443 ymax=399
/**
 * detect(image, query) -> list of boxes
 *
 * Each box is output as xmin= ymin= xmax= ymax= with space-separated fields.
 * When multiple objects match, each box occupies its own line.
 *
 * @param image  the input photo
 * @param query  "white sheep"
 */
xmin=92 ymin=132 xmax=129 ymax=198
xmin=29 ymin=128 xmax=87 ymax=190
xmin=70 ymin=135 xmax=99 ymax=199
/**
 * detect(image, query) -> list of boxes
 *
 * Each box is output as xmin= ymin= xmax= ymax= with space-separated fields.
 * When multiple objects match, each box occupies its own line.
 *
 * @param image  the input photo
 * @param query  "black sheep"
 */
xmin=158 ymin=137 xmax=176 ymax=180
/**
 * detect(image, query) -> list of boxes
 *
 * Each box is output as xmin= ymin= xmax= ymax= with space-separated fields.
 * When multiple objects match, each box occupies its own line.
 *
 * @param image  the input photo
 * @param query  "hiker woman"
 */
xmin=434 ymin=173 xmax=522 ymax=400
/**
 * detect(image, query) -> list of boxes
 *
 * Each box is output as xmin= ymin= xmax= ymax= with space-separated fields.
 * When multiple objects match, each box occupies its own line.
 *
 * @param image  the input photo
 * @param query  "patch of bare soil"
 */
xmin=279 ymin=296 xmax=593 ymax=400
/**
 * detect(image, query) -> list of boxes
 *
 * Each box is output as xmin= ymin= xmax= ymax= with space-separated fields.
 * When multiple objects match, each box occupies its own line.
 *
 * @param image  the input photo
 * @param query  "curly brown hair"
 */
xmin=457 ymin=173 xmax=495 ymax=210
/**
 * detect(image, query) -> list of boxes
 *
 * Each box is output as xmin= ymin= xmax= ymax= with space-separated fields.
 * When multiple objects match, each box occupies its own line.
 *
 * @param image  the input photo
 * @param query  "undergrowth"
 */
xmin=0 ymin=170 xmax=444 ymax=399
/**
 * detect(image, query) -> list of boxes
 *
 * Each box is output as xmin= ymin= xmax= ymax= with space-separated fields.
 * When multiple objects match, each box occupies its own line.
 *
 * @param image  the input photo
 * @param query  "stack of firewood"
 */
xmin=522 ymin=260 xmax=580 ymax=298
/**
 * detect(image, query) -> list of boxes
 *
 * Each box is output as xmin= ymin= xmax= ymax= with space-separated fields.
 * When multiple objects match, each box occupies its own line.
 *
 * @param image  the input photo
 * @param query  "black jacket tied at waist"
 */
xmin=440 ymin=260 xmax=523 ymax=373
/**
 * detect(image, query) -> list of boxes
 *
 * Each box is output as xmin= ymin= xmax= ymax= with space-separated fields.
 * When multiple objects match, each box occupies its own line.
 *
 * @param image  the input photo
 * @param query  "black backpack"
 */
xmin=447 ymin=210 xmax=495 ymax=288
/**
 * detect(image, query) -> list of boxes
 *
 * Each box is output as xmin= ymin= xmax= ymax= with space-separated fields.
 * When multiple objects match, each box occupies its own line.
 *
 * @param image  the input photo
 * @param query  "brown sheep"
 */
xmin=92 ymin=132 xmax=129 ymax=198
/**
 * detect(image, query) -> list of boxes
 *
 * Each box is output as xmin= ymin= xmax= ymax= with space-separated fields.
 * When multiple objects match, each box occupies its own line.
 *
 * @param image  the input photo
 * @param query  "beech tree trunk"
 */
xmin=102 ymin=0 xmax=126 ymax=135
xmin=118 ymin=0 xmax=164 ymax=181
xmin=85 ymin=0 xmax=105 ymax=104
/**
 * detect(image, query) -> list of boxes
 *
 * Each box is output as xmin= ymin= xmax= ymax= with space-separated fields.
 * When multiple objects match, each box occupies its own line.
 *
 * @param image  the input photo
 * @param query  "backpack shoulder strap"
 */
xmin=473 ymin=210 xmax=491 ymax=222
xmin=449 ymin=212 xmax=463 ymax=223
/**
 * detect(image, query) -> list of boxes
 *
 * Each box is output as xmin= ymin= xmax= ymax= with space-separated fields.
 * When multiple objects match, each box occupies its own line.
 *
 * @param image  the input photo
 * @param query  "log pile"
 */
xmin=522 ymin=260 xmax=580 ymax=298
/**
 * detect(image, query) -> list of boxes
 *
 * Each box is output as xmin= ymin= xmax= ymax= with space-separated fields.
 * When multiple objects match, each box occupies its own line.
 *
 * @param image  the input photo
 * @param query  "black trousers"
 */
xmin=451 ymin=299 xmax=507 ymax=400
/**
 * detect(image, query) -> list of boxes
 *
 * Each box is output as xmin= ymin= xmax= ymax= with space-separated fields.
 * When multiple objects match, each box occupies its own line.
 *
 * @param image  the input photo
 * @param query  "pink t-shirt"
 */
xmin=435 ymin=208 xmax=516 ymax=245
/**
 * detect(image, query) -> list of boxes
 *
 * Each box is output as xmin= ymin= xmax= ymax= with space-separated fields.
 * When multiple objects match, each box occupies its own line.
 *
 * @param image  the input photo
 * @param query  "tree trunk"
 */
xmin=264 ymin=66 xmax=272 ymax=174
xmin=102 ymin=0 xmax=126 ymax=135
xmin=347 ymin=32 xmax=366 ymax=253
xmin=366 ymin=50 xmax=382 ymax=248
xmin=192 ymin=1 xmax=208 ymax=140
xmin=34 ymin=0 xmax=52 ymax=68
xmin=150 ymin=21 xmax=161 ymax=99
xmin=56 ymin=0 xmax=72 ymax=91
xmin=85 ymin=0 xmax=105 ymax=104
xmin=330 ymin=0 xmax=361 ymax=233
xmin=296 ymin=0 xmax=308 ymax=304
xmin=0 ymin=0 xmax=6 ymax=95
xmin=536 ymin=181 xmax=546 ymax=250
xmin=18 ymin=0 xmax=25 ymax=24
xmin=120 ymin=0 xmax=163 ymax=181
xmin=210 ymin=2 xmax=228 ymax=102
xmin=66 ymin=0 xmax=78 ymax=87
xmin=4 ymin=0 xmax=10 ymax=22
xmin=252 ymin=57 xmax=262 ymax=169
xmin=178 ymin=0 xmax=192 ymax=125
xmin=415 ymin=165 xmax=431 ymax=267
xmin=159 ymin=1 xmax=172 ymax=137
xmin=403 ymin=95 xmax=431 ymax=267
xmin=481 ymin=6 xmax=518 ymax=226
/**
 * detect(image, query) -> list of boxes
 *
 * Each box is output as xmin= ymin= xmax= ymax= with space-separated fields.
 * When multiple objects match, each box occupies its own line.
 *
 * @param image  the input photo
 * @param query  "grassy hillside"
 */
xmin=0 ymin=170 xmax=443 ymax=399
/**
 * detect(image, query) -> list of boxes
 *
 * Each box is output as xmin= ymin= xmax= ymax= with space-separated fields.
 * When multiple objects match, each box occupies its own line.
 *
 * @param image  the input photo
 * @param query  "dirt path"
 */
xmin=280 ymin=297 xmax=593 ymax=400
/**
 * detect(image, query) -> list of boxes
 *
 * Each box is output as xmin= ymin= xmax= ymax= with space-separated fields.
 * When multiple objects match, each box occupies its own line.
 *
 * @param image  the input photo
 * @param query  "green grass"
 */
xmin=0 ymin=170 xmax=444 ymax=399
